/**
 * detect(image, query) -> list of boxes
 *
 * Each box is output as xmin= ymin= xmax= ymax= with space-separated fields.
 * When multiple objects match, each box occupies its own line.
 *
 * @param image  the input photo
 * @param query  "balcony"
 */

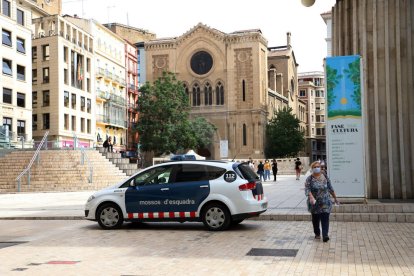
xmin=109 ymin=94 xmax=126 ymax=106
xmin=119 ymin=77 xmax=126 ymax=87
xmin=96 ymin=89 xmax=110 ymax=100
xmin=96 ymin=114 xmax=107 ymax=124
xmin=96 ymin=67 xmax=105 ymax=78
xmin=128 ymin=103 xmax=137 ymax=110
xmin=129 ymin=122 xmax=138 ymax=129
xmin=128 ymin=67 xmax=137 ymax=75
xmin=128 ymin=83 xmax=138 ymax=92
xmin=96 ymin=114 xmax=127 ymax=128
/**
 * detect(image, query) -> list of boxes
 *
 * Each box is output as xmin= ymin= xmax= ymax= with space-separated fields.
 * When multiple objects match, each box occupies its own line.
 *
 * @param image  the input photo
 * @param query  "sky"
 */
xmin=61 ymin=0 xmax=336 ymax=73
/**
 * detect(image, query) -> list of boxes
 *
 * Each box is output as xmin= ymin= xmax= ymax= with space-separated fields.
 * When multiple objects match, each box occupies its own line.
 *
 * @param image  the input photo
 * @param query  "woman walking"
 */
xmin=305 ymin=161 xmax=339 ymax=242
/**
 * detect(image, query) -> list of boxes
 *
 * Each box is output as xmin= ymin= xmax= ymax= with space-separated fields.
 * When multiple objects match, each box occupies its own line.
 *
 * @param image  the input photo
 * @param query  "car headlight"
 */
xmin=87 ymin=195 xmax=95 ymax=202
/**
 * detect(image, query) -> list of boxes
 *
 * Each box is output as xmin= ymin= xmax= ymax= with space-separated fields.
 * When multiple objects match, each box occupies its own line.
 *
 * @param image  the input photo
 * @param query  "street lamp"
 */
xmin=301 ymin=0 xmax=316 ymax=7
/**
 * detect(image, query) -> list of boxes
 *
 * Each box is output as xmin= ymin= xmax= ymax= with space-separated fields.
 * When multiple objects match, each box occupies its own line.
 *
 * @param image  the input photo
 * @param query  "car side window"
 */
xmin=174 ymin=164 xmax=208 ymax=182
xmin=205 ymin=165 xmax=227 ymax=180
xmin=133 ymin=165 xmax=173 ymax=186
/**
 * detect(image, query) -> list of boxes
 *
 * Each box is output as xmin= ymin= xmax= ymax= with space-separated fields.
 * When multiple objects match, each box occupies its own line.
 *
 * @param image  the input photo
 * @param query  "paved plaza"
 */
xmin=0 ymin=174 xmax=414 ymax=275
xmin=0 ymin=220 xmax=413 ymax=275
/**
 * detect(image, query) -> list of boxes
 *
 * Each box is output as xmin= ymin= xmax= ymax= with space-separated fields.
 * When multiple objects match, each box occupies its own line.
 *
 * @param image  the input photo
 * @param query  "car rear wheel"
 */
xmin=202 ymin=203 xmax=231 ymax=231
xmin=97 ymin=203 xmax=123 ymax=230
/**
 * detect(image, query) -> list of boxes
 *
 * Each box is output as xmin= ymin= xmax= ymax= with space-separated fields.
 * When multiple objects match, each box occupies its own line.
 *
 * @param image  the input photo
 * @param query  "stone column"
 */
xmin=332 ymin=0 xmax=414 ymax=199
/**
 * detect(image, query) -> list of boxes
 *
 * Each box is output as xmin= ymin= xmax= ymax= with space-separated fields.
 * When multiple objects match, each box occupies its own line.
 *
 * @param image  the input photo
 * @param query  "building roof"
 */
xmin=103 ymin=22 xmax=155 ymax=36
xmin=146 ymin=23 xmax=267 ymax=46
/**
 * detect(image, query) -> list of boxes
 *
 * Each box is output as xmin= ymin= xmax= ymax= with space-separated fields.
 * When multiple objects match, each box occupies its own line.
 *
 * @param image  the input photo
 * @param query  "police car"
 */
xmin=85 ymin=160 xmax=267 ymax=231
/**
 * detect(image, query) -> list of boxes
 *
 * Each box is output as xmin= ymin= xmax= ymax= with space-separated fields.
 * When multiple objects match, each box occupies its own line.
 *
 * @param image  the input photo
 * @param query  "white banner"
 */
xmin=326 ymin=56 xmax=365 ymax=197
xmin=220 ymin=140 xmax=228 ymax=158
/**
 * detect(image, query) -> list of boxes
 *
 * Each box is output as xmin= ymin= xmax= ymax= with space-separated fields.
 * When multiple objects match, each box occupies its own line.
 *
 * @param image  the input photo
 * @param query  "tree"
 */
xmin=136 ymin=71 xmax=216 ymax=156
xmin=265 ymin=107 xmax=304 ymax=158
xmin=191 ymin=116 xmax=217 ymax=149
xmin=137 ymin=71 xmax=193 ymax=155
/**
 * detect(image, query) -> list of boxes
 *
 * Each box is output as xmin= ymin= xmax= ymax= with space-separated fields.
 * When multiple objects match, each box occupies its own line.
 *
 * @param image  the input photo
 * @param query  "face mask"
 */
xmin=313 ymin=167 xmax=321 ymax=174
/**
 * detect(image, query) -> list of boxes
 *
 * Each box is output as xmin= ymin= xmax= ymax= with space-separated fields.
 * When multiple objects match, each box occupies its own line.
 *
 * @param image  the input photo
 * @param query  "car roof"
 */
xmin=163 ymin=160 xmax=236 ymax=165
xmin=148 ymin=160 xmax=238 ymax=170
xmin=128 ymin=160 xmax=245 ymax=179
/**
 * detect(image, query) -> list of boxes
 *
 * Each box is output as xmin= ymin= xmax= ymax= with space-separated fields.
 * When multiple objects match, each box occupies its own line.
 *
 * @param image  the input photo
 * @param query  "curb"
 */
xmin=1 ymin=213 xmax=413 ymax=222
xmin=0 ymin=216 xmax=85 ymax=220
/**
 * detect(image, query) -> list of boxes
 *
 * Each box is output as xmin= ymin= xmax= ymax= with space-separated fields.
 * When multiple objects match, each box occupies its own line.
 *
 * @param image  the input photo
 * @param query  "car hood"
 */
xmin=102 ymin=181 xmax=124 ymax=191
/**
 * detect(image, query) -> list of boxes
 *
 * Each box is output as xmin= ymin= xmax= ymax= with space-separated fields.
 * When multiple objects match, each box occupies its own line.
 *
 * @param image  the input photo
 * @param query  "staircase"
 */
xmin=0 ymin=149 xmax=129 ymax=193
xmin=96 ymin=148 xmax=140 ymax=176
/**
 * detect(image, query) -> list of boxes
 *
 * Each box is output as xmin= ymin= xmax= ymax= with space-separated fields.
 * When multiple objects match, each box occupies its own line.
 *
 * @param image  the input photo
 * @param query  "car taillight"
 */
xmin=239 ymin=182 xmax=256 ymax=191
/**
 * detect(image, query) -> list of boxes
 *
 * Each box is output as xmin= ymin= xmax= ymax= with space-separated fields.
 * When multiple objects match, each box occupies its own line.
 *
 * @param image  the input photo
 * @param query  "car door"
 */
xmin=125 ymin=165 xmax=174 ymax=215
xmin=165 ymin=164 xmax=210 ymax=214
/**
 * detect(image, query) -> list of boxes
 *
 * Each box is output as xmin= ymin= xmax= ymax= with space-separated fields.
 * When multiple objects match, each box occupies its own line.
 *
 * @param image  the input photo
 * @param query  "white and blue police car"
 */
xmin=85 ymin=160 xmax=267 ymax=231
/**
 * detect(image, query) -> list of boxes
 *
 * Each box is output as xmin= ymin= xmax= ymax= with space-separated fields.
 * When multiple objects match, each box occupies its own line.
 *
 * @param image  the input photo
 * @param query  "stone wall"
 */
xmin=332 ymin=0 xmax=414 ymax=199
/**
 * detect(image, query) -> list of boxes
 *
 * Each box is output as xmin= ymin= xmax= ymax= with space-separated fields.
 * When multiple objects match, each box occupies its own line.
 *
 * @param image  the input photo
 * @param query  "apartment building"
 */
xmin=1 ymin=0 xmax=33 ymax=146
xmin=66 ymin=16 xmax=127 ymax=152
xmin=31 ymin=15 xmax=95 ymax=147
xmin=298 ymin=71 xmax=326 ymax=162
xmin=124 ymin=41 xmax=138 ymax=151
xmin=103 ymin=23 xmax=156 ymax=152
xmin=320 ymin=10 xmax=332 ymax=57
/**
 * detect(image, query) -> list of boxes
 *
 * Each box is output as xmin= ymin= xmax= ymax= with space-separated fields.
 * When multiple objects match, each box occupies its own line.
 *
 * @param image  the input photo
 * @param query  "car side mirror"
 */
xmin=129 ymin=179 xmax=135 ymax=187
xmin=158 ymin=177 xmax=166 ymax=184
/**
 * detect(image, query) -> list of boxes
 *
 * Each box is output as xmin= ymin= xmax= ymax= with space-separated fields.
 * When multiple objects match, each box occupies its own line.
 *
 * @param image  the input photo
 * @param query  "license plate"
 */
xmin=261 ymin=202 xmax=268 ymax=209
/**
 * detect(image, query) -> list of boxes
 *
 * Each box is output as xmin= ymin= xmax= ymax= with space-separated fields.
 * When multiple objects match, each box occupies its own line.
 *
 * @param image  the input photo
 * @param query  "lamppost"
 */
xmin=301 ymin=0 xmax=316 ymax=7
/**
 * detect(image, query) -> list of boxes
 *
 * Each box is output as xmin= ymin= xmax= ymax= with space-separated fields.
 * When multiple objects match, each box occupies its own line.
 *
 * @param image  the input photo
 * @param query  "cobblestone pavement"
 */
xmin=0 ymin=220 xmax=413 ymax=275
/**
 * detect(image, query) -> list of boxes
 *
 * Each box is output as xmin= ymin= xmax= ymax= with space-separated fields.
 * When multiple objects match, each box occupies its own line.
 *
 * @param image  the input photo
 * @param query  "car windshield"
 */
xmin=235 ymin=162 xmax=259 ymax=181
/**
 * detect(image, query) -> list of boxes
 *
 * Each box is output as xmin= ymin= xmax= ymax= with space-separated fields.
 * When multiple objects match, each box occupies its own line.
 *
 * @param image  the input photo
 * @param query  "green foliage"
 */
xmin=136 ymin=71 xmax=216 ymax=155
xmin=265 ymin=107 xmax=305 ymax=158
xmin=326 ymin=65 xmax=341 ymax=108
xmin=137 ymin=71 xmax=191 ymax=155
xmin=191 ymin=117 xmax=217 ymax=149
xmin=344 ymin=58 xmax=361 ymax=110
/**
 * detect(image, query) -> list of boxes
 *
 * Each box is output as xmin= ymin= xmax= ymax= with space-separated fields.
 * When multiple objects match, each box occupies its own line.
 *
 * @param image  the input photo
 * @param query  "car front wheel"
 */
xmin=97 ymin=203 xmax=124 ymax=230
xmin=201 ymin=203 xmax=231 ymax=231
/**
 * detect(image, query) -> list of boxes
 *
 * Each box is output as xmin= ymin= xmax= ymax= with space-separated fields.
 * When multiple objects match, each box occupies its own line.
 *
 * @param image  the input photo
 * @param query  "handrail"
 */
xmin=15 ymin=131 xmax=49 ymax=192
xmin=73 ymin=133 xmax=93 ymax=183
xmin=0 ymin=131 xmax=11 ymax=149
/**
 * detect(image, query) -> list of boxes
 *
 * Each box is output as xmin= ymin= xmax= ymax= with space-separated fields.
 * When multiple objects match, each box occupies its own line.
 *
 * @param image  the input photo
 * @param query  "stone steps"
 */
xmin=253 ymin=203 xmax=414 ymax=223
xmin=0 ymin=149 xmax=128 ymax=192
xmin=96 ymin=147 xmax=139 ymax=176
xmin=253 ymin=212 xmax=414 ymax=223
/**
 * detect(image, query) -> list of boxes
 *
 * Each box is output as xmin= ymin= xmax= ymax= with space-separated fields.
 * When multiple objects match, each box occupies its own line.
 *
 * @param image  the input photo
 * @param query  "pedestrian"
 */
xmin=248 ymin=161 xmax=255 ymax=170
xmin=321 ymin=160 xmax=327 ymax=176
xmin=263 ymin=159 xmax=271 ymax=181
xmin=103 ymin=137 xmax=113 ymax=153
xmin=257 ymin=161 xmax=265 ymax=182
xmin=271 ymin=159 xmax=278 ymax=181
xmin=295 ymin=157 xmax=302 ymax=180
xmin=305 ymin=161 xmax=339 ymax=242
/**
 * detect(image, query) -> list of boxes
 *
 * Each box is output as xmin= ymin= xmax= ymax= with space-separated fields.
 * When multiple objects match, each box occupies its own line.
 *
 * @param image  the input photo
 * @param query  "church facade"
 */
xmin=144 ymin=23 xmax=270 ymax=160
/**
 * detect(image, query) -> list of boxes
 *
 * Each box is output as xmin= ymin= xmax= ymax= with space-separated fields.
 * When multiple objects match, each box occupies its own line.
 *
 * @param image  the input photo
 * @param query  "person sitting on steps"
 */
xmin=103 ymin=137 xmax=113 ymax=153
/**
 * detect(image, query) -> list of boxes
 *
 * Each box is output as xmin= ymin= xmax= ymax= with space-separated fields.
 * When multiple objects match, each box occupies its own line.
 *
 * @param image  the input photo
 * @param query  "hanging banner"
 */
xmin=325 ymin=55 xmax=365 ymax=197
xmin=220 ymin=140 xmax=228 ymax=158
